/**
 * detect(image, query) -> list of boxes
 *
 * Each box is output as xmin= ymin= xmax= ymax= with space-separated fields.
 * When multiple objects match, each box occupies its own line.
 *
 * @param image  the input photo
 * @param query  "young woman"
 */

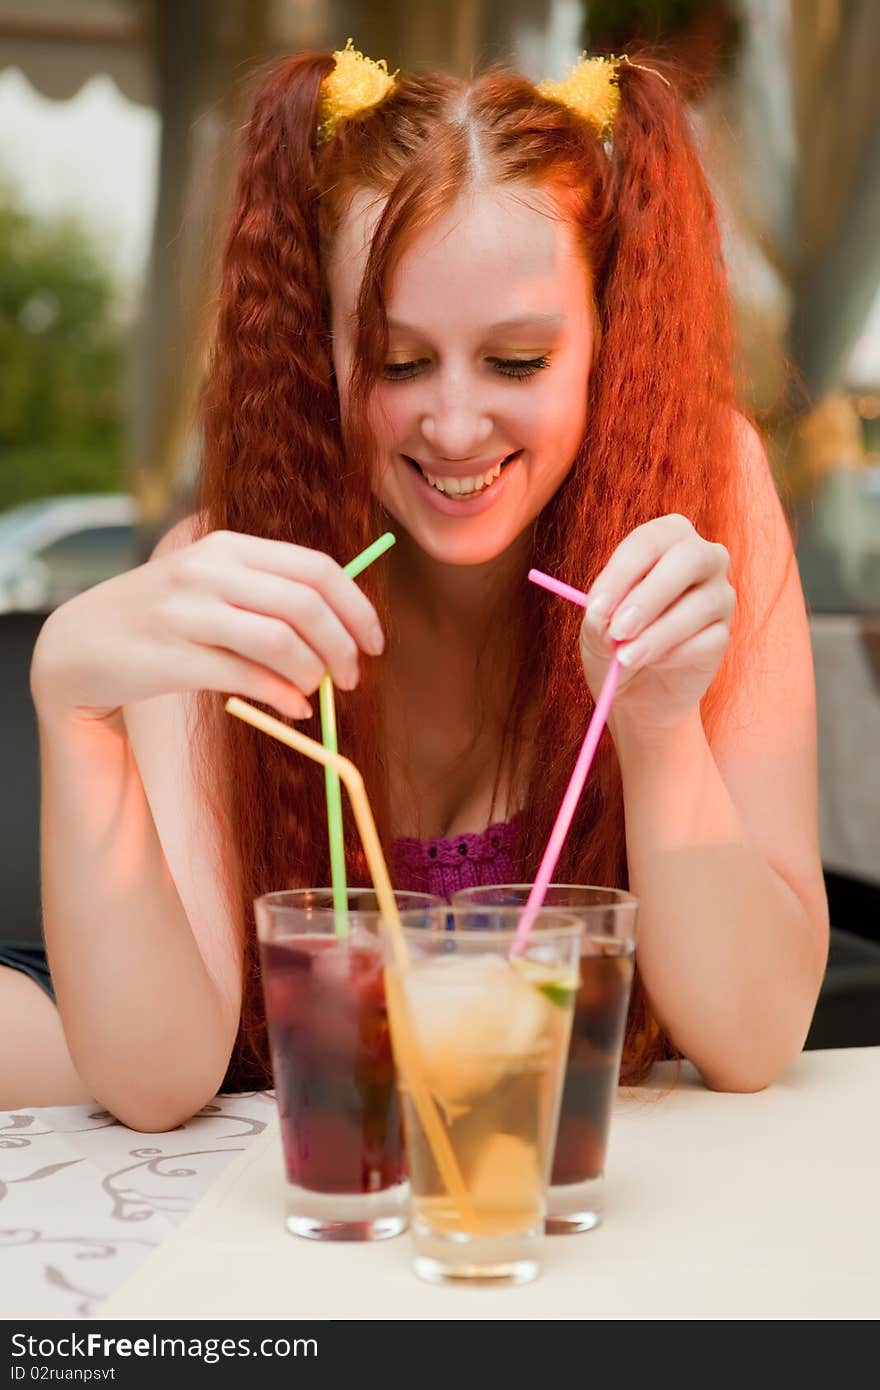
xmin=4 ymin=50 xmax=828 ymax=1127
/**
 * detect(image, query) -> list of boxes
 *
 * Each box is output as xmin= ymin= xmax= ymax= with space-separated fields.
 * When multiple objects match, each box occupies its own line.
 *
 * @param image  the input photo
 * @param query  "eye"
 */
xmin=488 ymin=355 xmax=551 ymax=379
xmin=380 ymin=353 xmax=552 ymax=383
xmin=381 ymin=359 xmax=430 ymax=382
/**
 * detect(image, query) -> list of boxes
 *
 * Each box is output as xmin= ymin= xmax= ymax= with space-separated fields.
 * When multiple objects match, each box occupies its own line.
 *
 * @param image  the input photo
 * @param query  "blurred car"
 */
xmin=0 ymin=494 xmax=140 ymax=614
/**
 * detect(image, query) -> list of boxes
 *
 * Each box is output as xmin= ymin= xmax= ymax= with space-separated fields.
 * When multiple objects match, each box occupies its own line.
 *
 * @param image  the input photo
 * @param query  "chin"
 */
xmin=422 ymin=532 xmax=516 ymax=567
xmin=381 ymin=508 xmax=520 ymax=567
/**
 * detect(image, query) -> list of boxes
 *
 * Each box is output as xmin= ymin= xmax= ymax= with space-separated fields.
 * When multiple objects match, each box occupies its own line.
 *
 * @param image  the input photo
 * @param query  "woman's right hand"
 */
xmin=30 ymin=527 xmax=386 ymax=723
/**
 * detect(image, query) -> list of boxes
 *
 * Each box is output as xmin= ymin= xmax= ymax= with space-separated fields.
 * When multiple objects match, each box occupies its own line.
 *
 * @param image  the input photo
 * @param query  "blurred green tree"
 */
xmin=585 ymin=0 xmax=740 ymax=98
xmin=0 ymin=187 xmax=126 ymax=512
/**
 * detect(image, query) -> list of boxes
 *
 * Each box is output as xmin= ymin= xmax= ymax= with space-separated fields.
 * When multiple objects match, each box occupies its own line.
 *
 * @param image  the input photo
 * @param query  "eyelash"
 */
xmin=381 ymin=355 xmax=551 ymax=383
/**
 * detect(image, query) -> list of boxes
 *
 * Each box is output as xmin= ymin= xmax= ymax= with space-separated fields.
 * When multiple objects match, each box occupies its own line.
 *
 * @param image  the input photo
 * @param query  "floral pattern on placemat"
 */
xmin=0 ymin=1092 xmax=275 ymax=1319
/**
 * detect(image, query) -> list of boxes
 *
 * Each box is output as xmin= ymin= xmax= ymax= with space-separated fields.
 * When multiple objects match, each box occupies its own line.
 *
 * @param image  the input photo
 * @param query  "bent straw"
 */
xmin=227 ymin=697 xmax=403 ymax=952
xmin=511 ymin=570 xmax=622 ymax=956
xmin=321 ymin=532 xmax=396 ymax=938
xmin=224 ymin=696 xmax=474 ymax=1217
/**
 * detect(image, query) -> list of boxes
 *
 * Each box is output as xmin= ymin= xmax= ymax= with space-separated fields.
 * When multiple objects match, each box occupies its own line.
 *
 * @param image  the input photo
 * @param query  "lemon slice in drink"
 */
xmin=511 ymin=956 xmax=580 ymax=1008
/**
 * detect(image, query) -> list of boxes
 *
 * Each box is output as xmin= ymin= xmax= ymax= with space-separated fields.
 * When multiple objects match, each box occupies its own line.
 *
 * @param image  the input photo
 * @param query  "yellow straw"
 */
xmin=225 ymin=696 xmax=474 ymax=1214
xmin=226 ymin=698 xmax=405 ymax=966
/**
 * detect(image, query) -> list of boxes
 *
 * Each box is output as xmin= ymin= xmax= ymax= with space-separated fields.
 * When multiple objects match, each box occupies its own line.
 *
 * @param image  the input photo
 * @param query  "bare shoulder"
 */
xmin=150 ymin=511 xmax=206 ymax=560
xmin=732 ymin=413 xmax=795 ymax=571
xmin=712 ymin=412 xmax=828 ymax=936
xmin=721 ymin=411 xmax=807 ymax=711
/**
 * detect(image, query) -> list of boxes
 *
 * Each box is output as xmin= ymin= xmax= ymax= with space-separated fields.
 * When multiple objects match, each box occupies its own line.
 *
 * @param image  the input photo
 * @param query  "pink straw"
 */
xmin=511 ymin=570 xmax=622 ymax=956
xmin=528 ymin=568 xmax=592 ymax=610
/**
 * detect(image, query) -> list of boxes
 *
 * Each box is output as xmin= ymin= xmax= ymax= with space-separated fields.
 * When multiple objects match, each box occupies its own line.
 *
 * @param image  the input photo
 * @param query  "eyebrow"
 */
xmin=386 ymin=313 xmax=566 ymax=336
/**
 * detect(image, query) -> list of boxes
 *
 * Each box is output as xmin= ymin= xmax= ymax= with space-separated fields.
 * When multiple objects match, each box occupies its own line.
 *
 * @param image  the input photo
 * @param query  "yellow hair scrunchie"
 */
xmin=537 ymin=54 xmax=621 ymax=137
xmin=318 ymin=39 xmax=397 ymax=143
xmin=317 ymin=45 xmax=668 ymax=146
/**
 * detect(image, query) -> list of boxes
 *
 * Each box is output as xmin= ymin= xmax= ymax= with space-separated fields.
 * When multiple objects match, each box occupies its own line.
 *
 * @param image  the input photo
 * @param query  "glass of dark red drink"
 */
xmin=255 ymin=888 xmax=442 ymax=1241
xmin=451 ymin=884 xmax=638 ymax=1233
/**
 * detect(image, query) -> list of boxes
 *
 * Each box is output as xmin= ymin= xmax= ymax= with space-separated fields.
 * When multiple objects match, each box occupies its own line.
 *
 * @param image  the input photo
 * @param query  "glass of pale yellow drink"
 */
xmin=453 ymin=885 xmax=638 ymax=1234
xmin=383 ymin=906 xmax=582 ymax=1285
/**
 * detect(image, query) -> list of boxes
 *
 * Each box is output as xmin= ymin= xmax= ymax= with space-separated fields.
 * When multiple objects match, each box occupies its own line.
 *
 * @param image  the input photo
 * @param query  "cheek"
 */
xmin=369 ymin=388 xmax=412 ymax=448
xmin=521 ymin=380 xmax=588 ymax=458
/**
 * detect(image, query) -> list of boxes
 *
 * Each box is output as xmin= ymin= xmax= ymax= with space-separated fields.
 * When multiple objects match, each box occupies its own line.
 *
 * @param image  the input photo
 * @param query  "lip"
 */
xmin=403 ymin=451 xmax=522 ymax=518
xmin=403 ymin=453 xmax=515 ymax=481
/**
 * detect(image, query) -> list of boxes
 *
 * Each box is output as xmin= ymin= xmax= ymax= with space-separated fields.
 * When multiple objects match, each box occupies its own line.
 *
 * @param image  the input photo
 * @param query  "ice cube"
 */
xmin=469 ymin=1132 xmax=541 ymax=1231
xmin=402 ymin=954 xmax=550 ymax=1108
xmin=347 ymin=922 xmax=380 ymax=953
xmin=310 ymin=927 xmax=379 ymax=988
xmin=311 ymin=941 xmax=353 ymax=987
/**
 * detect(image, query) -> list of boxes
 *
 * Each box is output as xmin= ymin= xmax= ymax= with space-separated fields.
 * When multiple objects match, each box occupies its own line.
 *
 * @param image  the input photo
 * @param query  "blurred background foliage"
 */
xmin=586 ymin=0 xmax=742 ymax=90
xmin=0 ymin=0 xmax=877 ymax=546
xmin=0 ymin=187 xmax=125 ymax=509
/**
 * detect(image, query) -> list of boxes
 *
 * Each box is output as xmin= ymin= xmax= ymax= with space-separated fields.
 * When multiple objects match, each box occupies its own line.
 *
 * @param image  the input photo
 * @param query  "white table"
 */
xmin=5 ymin=1050 xmax=879 ymax=1322
xmin=5 ymin=1045 xmax=873 ymax=1323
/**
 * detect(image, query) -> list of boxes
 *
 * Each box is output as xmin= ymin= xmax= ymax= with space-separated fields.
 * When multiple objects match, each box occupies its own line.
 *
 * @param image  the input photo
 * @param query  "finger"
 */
xmin=585 ymin=515 xmax=695 ymax=630
xmin=188 ymin=646 xmax=313 ymax=720
xmin=617 ymin=592 xmax=732 ymax=670
xmin=211 ymin=568 xmax=362 ymax=690
xmin=214 ymin=533 xmax=385 ymax=655
xmin=649 ymin=621 xmax=731 ymax=674
xmin=606 ymin=540 xmax=726 ymax=643
xmin=579 ymin=609 xmax=618 ymax=664
xmin=176 ymin=598 xmax=328 ymax=696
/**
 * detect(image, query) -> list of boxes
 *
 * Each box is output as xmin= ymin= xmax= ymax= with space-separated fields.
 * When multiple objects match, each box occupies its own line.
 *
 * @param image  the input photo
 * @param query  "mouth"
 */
xmin=401 ymin=451 xmax=522 ymax=499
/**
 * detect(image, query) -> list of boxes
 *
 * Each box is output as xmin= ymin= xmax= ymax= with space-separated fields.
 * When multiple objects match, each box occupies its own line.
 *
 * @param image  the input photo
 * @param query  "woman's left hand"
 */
xmin=579 ymin=514 xmax=735 ymax=736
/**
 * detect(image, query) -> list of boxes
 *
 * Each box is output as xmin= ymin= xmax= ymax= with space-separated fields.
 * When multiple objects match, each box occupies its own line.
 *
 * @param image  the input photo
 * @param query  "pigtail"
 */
xmin=588 ymin=59 xmax=735 ymax=542
xmin=199 ymin=52 xmax=345 ymax=541
xmin=524 ymin=60 xmax=742 ymax=1082
xmin=196 ymin=55 xmax=381 ymax=1087
xmin=602 ymin=58 xmax=746 ymax=736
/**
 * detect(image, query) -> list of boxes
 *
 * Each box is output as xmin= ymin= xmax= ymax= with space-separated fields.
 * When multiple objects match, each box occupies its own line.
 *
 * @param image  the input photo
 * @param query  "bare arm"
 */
xmin=614 ymin=686 xmax=826 ymax=1092
xmin=33 ymin=701 xmax=239 ymax=1132
xmin=582 ymin=423 xmax=828 ymax=1090
xmin=30 ymin=521 xmax=385 ymax=1130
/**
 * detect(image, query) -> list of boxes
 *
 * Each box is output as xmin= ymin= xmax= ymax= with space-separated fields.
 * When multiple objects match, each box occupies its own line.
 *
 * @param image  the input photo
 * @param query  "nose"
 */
xmin=419 ymin=380 xmax=493 ymax=461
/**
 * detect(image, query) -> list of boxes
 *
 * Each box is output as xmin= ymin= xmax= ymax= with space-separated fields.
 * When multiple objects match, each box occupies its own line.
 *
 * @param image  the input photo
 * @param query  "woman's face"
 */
xmin=328 ymin=184 xmax=594 ymax=566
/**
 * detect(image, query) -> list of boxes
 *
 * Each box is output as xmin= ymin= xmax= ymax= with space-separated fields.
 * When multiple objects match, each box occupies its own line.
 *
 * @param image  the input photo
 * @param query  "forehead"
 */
xmin=326 ymin=184 xmax=588 ymax=331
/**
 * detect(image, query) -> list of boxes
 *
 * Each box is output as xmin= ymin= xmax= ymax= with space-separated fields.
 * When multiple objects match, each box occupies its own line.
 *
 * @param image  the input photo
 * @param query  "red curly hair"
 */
xmin=195 ymin=52 xmax=747 ymax=1089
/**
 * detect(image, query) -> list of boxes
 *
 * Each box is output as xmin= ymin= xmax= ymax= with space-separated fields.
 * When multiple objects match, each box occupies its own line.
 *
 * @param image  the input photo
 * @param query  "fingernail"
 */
xmin=609 ymin=605 xmax=640 ymax=641
xmin=295 ymin=699 xmax=313 ymax=720
xmin=337 ymin=666 xmax=359 ymax=691
xmin=616 ymin=642 xmax=642 ymax=669
xmin=586 ymin=592 xmax=612 ymax=629
xmin=366 ymin=624 xmax=385 ymax=656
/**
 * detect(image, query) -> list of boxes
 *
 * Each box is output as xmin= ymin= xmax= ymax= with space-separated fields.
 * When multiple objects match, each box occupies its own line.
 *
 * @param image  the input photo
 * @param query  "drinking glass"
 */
xmin=452 ymin=885 xmax=638 ymax=1233
xmin=383 ymin=905 xmax=582 ymax=1284
xmin=255 ymin=888 xmax=441 ymax=1241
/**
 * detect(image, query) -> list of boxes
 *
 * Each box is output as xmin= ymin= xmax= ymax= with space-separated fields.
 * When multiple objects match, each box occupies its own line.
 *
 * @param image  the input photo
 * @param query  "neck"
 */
xmin=388 ymin=528 xmax=529 ymax=644
xmin=382 ymin=529 xmax=531 ymax=839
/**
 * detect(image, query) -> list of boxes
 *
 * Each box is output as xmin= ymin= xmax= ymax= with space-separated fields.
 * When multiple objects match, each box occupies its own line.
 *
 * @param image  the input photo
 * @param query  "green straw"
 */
xmin=322 ymin=532 xmax=396 ymax=937
xmin=344 ymin=532 xmax=397 ymax=584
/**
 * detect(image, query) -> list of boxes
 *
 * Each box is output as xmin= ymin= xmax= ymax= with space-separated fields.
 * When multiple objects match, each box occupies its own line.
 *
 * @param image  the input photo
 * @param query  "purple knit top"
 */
xmin=391 ymin=816 xmax=520 ymax=901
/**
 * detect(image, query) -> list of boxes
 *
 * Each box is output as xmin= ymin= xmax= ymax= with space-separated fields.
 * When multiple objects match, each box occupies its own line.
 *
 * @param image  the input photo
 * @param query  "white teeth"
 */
xmin=422 ymin=459 xmax=508 ymax=497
